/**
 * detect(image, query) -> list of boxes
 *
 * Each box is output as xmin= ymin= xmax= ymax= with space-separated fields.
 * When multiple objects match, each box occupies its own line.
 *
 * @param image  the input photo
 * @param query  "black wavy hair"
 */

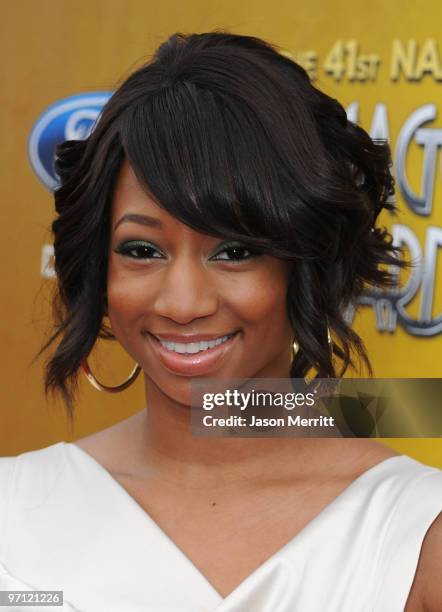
xmin=34 ymin=30 xmax=407 ymax=421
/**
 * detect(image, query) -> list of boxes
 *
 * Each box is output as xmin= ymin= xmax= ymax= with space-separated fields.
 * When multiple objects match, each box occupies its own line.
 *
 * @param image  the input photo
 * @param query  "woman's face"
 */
xmin=107 ymin=160 xmax=294 ymax=405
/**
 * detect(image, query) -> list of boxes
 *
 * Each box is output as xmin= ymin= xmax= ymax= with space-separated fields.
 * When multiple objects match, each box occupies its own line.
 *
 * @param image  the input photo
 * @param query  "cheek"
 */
xmin=228 ymin=265 xmax=291 ymax=326
xmin=106 ymin=269 xmax=152 ymax=334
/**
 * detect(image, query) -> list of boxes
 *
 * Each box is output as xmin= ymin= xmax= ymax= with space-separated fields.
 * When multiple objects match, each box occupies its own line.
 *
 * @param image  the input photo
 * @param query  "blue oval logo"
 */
xmin=28 ymin=92 xmax=112 ymax=190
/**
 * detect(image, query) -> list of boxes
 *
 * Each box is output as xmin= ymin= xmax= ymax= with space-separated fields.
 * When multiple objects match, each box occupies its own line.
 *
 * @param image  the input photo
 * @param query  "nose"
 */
xmin=152 ymin=255 xmax=219 ymax=324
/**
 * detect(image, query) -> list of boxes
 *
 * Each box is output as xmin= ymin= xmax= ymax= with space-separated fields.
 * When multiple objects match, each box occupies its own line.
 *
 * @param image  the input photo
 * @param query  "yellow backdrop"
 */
xmin=0 ymin=0 xmax=440 ymax=466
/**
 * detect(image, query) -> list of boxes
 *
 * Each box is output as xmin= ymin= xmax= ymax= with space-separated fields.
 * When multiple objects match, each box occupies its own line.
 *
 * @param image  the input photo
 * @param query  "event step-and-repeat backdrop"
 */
xmin=1 ymin=1 xmax=441 ymax=465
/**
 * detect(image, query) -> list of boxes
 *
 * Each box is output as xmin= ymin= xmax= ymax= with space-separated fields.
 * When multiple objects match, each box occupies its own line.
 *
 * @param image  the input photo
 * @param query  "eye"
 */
xmin=114 ymin=240 xmax=164 ymax=260
xmin=211 ymin=242 xmax=260 ymax=263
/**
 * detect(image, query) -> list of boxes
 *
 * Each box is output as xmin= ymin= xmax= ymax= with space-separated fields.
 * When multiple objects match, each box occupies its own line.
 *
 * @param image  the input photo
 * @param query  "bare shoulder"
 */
xmin=343 ymin=439 xmax=402 ymax=474
xmin=405 ymin=509 xmax=442 ymax=611
xmin=361 ymin=440 xmax=402 ymax=462
xmin=73 ymin=411 xmax=145 ymax=474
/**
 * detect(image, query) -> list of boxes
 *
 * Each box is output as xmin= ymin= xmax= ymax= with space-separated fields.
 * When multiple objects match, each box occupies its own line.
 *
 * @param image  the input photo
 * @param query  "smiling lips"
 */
xmin=146 ymin=331 xmax=239 ymax=376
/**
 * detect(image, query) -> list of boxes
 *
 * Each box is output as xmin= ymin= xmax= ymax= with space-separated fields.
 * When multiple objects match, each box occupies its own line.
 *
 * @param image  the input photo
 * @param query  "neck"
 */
xmin=121 ymin=353 xmax=364 ymax=488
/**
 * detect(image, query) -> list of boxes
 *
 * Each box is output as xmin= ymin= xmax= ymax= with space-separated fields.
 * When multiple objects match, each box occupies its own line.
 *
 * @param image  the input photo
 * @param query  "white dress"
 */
xmin=0 ymin=441 xmax=441 ymax=612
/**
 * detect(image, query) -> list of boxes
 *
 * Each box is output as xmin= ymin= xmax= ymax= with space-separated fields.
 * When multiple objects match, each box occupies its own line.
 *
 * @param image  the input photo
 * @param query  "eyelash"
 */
xmin=114 ymin=240 xmax=261 ymax=264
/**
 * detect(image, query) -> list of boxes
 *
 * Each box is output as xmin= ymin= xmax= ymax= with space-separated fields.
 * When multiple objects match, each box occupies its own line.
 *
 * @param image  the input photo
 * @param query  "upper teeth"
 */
xmin=158 ymin=335 xmax=232 ymax=354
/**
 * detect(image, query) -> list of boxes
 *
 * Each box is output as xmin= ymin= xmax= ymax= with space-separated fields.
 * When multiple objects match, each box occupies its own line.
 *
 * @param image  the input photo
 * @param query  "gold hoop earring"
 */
xmin=81 ymin=359 xmax=142 ymax=393
xmin=327 ymin=326 xmax=333 ymax=355
xmin=292 ymin=326 xmax=333 ymax=360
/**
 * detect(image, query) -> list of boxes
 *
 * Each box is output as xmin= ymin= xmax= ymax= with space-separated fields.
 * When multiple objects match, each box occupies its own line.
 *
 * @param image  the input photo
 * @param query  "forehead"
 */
xmin=111 ymin=159 xmax=161 ymax=218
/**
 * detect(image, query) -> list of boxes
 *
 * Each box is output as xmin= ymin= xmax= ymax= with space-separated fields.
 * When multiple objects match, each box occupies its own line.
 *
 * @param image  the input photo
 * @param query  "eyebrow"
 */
xmin=113 ymin=213 xmax=164 ymax=232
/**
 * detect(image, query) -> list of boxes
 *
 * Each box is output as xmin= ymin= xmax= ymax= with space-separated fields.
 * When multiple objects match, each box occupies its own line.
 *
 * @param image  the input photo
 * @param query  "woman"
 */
xmin=1 ymin=31 xmax=441 ymax=611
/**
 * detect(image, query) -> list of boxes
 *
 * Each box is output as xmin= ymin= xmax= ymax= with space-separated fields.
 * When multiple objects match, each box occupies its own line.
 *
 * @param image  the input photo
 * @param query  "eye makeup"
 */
xmin=113 ymin=239 xmax=262 ymax=264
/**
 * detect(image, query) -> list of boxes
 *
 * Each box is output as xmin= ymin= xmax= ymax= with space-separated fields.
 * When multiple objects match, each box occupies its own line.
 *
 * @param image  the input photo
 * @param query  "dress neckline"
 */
xmin=63 ymin=441 xmax=406 ymax=603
